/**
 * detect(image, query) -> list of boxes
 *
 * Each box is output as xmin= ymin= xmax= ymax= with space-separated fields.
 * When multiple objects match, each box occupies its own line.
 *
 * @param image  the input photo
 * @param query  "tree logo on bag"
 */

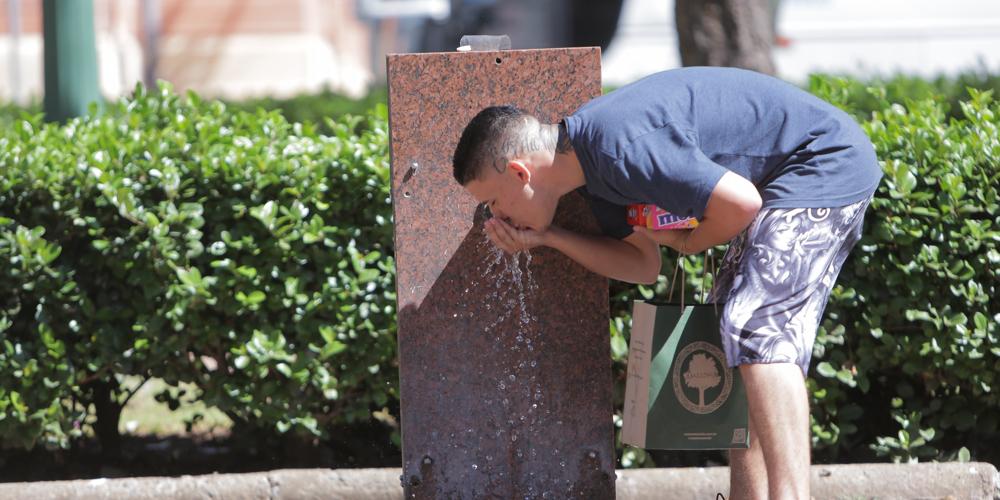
xmin=672 ymin=341 xmax=732 ymax=414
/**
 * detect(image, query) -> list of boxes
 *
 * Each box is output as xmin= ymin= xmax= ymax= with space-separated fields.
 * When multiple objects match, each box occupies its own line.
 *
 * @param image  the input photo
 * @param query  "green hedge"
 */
xmin=0 ymin=88 xmax=386 ymax=136
xmin=807 ymin=80 xmax=999 ymax=463
xmin=3 ymin=67 xmax=997 ymax=128
xmin=0 ymin=83 xmax=397 ymax=450
xmin=2 ymin=76 xmax=998 ymax=468
xmin=0 ymin=102 xmax=40 ymax=131
xmin=811 ymin=68 xmax=1000 ymax=122
xmin=226 ymin=88 xmax=388 ymax=135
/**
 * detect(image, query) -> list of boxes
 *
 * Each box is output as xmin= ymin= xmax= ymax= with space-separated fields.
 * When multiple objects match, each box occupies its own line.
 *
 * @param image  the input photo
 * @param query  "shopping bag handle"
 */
xmin=666 ymin=250 xmax=718 ymax=313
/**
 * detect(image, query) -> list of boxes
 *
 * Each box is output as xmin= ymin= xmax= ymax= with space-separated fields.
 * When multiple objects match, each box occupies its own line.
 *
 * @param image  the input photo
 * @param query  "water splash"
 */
xmin=473 ymin=232 xmax=560 ymax=492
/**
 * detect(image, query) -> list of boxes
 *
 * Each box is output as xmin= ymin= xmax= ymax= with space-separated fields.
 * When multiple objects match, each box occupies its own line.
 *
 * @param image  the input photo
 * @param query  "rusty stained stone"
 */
xmin=387 ymin=48 xmax=615 ymax=499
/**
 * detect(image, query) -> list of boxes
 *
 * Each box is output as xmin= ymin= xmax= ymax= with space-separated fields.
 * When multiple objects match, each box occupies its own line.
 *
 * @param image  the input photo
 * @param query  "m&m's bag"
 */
xmin=626 ymin=204 xmax=699 ymax=230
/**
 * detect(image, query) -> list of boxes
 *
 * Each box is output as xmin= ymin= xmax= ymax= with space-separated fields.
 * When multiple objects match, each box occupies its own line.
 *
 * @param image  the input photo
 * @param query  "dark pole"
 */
xmin=43 ymin=0 xmax=102 ymax=122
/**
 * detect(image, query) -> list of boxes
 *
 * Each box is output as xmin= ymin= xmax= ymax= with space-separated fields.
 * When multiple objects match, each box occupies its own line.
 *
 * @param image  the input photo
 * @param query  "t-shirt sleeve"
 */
xmin=606 ymin=122 xmax=729 ymax=219
xmin=577 ymin=188 xmax=634 ymax=240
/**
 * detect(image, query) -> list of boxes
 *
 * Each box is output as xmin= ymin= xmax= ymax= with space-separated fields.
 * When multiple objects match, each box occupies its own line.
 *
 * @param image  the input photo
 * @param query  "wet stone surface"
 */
xmin=387 ymin=48 xmax=615 ymax=499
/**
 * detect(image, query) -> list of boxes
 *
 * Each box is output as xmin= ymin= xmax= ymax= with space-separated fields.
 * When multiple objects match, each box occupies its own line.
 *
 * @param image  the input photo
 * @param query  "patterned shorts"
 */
xmin=708 ymin=197 xmax=872 ymax=375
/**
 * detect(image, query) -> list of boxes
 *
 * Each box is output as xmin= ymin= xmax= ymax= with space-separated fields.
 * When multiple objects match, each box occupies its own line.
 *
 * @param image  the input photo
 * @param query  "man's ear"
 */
xmin=507 ymin=160 xmax=532 ymax=184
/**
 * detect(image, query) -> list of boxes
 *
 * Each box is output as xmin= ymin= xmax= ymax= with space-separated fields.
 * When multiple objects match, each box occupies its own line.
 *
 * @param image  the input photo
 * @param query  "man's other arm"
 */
xmin=683 ymin=171 xmax=761 ymax=254
xmin=632 ymin=171 xmax=762 ymax=255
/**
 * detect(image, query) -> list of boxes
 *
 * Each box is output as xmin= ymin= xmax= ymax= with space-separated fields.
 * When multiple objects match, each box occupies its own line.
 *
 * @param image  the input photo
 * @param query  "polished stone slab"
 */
xmin=387 ymin=47 xmax=615 ymax=499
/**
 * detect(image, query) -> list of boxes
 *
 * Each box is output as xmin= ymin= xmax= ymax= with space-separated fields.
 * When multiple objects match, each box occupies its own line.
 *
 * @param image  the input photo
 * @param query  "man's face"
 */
xmin=464 ymin=160 xmax=558 ymax=232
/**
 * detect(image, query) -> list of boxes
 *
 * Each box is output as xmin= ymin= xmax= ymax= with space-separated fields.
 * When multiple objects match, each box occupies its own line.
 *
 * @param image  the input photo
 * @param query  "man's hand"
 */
xmin=485 ymin=217 xmax=547 ymax=254
xmin=631 ymin=226 xmax=694 ymax=254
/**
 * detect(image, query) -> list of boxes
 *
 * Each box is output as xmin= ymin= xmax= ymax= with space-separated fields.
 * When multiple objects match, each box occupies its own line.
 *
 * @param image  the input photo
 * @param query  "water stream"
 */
xmin=463 ymin=232 xmax=571 ymax=498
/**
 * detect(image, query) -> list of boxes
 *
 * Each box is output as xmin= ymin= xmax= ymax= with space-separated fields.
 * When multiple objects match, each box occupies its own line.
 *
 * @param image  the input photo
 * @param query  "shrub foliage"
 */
xmin=1 ymin=77 xmax=997 ymax=467
xmin=0 ymin=84 xmax=397 ymax=450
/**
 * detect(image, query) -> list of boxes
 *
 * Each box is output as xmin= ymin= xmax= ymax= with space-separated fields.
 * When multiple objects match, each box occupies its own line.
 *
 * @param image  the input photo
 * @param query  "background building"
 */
xmin=1 ymin=0 xmax=999 ymax=104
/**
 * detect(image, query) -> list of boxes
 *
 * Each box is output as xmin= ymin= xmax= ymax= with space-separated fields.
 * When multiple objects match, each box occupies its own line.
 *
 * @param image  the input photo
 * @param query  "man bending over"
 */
xmin=451 ymin=66 xmax=881 ymax=500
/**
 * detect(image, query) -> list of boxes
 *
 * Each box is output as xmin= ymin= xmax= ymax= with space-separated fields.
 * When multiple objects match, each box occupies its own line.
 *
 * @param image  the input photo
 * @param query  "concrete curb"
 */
xmin=617 ymin=463 xmax=1000 ymax=499
xmin=0 ymin=463 xmax=996 ymax=499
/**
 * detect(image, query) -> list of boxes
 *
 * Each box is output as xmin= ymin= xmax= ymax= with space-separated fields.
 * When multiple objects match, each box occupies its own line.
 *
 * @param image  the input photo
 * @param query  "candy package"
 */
xmin=626 ymin=204 xmax=699 ymax=230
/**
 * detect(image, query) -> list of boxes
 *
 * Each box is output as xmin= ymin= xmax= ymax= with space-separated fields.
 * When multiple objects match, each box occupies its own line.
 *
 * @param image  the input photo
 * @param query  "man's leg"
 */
xmin=717 ymin=200 xmax=872 ymax=499
xmin=728 ymin=408 xmax=768 ymax=500
xmin=740 ymin=362 xmax=811 ymax=500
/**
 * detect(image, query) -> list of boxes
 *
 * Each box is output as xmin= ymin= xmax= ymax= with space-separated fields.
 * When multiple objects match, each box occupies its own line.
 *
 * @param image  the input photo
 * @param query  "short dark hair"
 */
xmin=452 ymin=105 xmax=540 ymax=185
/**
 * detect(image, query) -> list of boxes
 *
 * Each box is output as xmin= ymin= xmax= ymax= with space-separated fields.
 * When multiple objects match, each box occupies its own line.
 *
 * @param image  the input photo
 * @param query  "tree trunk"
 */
xmin=92 ymin=379 xmax=123 ymax=460
xmin=674 ymin=0 xmax=776 ymax=75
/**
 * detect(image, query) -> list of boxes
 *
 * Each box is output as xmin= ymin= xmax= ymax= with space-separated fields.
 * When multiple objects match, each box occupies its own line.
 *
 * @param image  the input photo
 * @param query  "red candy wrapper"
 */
xmin=626 ymin=204 xmax=699 ymax=230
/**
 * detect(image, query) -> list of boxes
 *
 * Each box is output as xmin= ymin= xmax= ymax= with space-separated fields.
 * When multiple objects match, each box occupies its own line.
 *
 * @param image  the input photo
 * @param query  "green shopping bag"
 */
xmin=621 ymin=256 xmax=750 ymax=450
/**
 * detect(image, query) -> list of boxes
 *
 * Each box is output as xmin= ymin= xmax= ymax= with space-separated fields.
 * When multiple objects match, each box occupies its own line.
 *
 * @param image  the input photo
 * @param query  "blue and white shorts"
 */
xmin=708 ymin=197 xmax=872 ymax=375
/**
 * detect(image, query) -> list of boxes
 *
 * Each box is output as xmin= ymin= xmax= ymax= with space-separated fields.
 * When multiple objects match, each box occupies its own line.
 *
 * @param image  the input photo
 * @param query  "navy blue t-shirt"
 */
xmin=563 ymin=67 xmax=882 ymax=239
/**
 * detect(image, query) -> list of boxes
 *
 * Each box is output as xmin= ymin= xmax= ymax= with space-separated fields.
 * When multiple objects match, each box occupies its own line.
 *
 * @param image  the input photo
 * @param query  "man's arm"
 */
xmin=633 ymin=171 xmax=762 ymax=254
xmin=543 ymin=226 xmax=662 ymax=284
xmin=486 ymin=217 xmax=661 ymax=284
